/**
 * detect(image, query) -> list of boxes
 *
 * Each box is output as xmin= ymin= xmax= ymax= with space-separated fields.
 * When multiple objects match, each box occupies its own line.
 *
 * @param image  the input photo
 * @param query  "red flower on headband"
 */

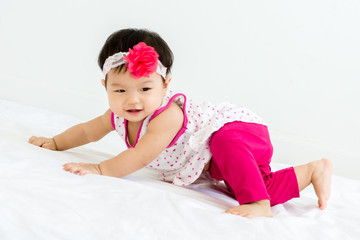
xmin=124 ymin=42 xmax=159 ymax=79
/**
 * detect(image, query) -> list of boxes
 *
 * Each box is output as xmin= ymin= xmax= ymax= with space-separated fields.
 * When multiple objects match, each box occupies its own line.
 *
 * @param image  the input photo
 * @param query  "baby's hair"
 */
xmin=98 ymin=28 xmax=174 ymax=86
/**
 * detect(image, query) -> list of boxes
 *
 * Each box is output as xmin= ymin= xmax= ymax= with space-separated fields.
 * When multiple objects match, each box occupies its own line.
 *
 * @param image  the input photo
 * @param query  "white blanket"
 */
xmin=0 ymin=99 xmax=359 ymax=240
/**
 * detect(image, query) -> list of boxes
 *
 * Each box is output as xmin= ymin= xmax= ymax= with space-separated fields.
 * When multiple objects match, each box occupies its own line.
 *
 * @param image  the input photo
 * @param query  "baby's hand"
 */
xmin=29 ymin=136 xmax=58 ymax=150
xmin=63 ymin=162 xmax=102 ymax=176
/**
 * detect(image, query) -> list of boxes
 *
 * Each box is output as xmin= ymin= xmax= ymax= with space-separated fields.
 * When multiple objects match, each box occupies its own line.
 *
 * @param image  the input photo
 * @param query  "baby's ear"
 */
xmin=101 ymin=79 xmax=106 ymax=88
xmin=164 ymin=76 xmax=172 ymax=88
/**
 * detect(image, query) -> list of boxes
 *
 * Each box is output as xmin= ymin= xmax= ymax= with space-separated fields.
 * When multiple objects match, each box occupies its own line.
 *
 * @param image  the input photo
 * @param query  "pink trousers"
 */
xmin=209 ymin=121 xmax=300 ymax=206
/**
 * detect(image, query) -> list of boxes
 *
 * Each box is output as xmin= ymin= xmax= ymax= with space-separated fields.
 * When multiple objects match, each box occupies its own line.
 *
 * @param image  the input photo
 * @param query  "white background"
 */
xmin=0 ymin=0 xmax=359 ymax=179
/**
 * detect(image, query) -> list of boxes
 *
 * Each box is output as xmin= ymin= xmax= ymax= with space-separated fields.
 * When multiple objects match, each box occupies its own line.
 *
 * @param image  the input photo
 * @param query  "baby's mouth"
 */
xmin=126 ymin=109 xmax=143 ymax=114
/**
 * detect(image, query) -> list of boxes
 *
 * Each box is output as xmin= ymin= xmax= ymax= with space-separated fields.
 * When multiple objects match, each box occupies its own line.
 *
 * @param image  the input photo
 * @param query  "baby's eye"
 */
xmin=116 ymin=89 xmax=125 ymax=93
xmin=141 ymin=88 xmax=151 ymax=92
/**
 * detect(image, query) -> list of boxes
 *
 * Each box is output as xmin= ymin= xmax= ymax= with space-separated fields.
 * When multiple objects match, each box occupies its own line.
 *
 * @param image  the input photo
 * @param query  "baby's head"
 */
xmin=98 ymin=28 xmax=174 ymax=87
xmin=98 ymin=29 xmax=174 ymax=122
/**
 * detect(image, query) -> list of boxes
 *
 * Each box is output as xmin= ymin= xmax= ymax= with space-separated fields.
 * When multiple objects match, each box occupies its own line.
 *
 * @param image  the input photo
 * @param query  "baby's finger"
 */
xmin=75 ymin=168 xmax=87 ymax=176
xmin=69 ymin=166 xmax=80 ymax=174
xmin=63 ymin=163 xmax=75 ymax=172
xmin=32 ymin=139 xmax=46 ymax=147
xmin=42 ymin=141 xmax=56 ymax=150
xmin=63 ymin=163 xmax=70 ymax=171
xmin=29 ymin=136 xmax=42 ymax=145
xmin=79 ymin=169 xmax=87 ymax=176
xmin=28 ymin=136 xmax=36 ymax=143
xmin=42 ymin=142 xmax=50 ymax=149
xmin=63 ymin=163 xmax=86 ymax=176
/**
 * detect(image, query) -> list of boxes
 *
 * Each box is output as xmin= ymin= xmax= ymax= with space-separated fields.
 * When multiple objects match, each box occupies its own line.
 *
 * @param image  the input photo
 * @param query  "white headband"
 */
xmin=102 ymin=51 xmax=167 ymax=79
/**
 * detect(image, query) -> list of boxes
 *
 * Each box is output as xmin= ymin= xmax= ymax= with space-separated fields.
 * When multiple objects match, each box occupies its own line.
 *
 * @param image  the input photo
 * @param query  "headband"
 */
xmin=102 ymin=42 xmax=167 ymax=79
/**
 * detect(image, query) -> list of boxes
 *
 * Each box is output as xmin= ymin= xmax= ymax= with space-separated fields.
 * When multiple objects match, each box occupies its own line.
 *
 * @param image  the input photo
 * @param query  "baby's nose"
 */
xmin=126 ymin=94 xmax=140 ymax=105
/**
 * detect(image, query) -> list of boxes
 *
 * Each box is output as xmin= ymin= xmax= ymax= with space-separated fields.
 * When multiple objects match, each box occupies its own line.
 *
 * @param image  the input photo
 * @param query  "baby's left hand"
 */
xmin=63 ymin=162 xmax=101 ymax=176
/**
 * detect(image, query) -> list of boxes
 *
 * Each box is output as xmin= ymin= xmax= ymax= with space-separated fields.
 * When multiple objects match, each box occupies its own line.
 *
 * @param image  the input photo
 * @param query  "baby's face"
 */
xmin=104 ymin=68 xmax=168 ymax=123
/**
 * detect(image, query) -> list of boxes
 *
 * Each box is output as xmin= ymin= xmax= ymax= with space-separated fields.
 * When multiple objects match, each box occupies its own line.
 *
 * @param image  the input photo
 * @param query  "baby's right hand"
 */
xmin=29 ymin=136 xmax=58 ymax=150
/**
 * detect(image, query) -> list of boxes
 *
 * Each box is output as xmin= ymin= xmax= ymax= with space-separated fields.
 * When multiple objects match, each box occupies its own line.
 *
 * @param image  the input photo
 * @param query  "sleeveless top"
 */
xmin=111 ymin=90 xmax=266 ymax=186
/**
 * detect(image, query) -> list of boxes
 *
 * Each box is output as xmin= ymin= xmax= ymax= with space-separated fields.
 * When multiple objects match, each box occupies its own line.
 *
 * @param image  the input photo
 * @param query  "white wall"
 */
xmin=1 ymin=0 xmax=359 ymax=179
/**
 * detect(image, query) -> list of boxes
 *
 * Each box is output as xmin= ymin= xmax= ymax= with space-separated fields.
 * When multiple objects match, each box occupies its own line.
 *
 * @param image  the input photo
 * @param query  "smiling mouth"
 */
xmin=126 ymin=109 xmax=143 ymax=114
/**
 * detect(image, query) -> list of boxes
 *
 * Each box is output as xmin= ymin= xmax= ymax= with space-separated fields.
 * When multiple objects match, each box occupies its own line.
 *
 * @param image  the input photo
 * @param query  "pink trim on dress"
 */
xmin=124 ymin=119 xmax=145 ymax=148
xmin=111 ymin=112 xmax=116 ymax=130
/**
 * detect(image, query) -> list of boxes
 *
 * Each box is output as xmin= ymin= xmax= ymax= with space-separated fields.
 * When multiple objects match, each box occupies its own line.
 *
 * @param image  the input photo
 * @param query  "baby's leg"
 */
xmin=294 ymin=158 xmax=332 ymax=209
xmin=209 ymin=122 xmax=274 ymax=218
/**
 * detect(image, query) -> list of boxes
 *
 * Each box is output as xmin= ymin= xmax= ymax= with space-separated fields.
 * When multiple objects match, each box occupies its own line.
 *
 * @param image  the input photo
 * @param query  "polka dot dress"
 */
xmin=112 ymin=90 xmax=266 ymax=186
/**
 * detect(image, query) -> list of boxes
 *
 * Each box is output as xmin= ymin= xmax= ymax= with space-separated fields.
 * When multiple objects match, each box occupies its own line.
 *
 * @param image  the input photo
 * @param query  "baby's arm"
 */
xmin=64 ymin=103 xmax=184 ymax=177
xmin=29 ymin=109 xmax=114 ymax=151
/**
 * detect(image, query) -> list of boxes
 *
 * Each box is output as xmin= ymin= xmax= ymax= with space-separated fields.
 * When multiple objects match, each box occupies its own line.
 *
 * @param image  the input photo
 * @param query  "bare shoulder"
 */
xmin=163 ymin=102 xmax=184 ymax=120
xmin=147 ymin=102 xmax=184 ymax=134
xmin=99 ymin=109 xmax=115 ymax=132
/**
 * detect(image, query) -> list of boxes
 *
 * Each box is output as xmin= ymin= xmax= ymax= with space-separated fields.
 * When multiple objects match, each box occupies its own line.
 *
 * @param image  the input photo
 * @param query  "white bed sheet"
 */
xmin=0 ymin=99 xmax=359 ymax=240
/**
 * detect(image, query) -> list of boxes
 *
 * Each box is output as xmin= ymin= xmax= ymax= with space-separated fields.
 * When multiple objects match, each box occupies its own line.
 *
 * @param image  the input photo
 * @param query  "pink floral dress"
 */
xmin=111 ymin=90 xmax=266 ymax=186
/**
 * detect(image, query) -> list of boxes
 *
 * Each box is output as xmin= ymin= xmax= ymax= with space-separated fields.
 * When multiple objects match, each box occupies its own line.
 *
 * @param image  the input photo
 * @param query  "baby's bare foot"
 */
xmin=311 ymin=158 xmax=332 ymax=210
xmin=225 ymin=200 xmax=273 ymax=218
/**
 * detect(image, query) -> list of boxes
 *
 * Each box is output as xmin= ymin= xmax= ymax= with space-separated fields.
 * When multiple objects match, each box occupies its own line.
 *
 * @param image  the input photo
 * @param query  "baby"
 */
xmin=29 ymin=28 xmax=332 ymax=218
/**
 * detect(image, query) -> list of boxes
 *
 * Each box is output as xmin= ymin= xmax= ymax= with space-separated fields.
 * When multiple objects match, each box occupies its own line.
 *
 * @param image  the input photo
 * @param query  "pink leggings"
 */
xmin=209 ymin=121 xmax=299 ymax=206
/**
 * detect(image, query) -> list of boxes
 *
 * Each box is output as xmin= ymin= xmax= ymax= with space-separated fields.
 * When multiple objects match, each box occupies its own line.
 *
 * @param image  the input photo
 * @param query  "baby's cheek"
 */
xmin=109 ymin=102 xmax=123 ymax=116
